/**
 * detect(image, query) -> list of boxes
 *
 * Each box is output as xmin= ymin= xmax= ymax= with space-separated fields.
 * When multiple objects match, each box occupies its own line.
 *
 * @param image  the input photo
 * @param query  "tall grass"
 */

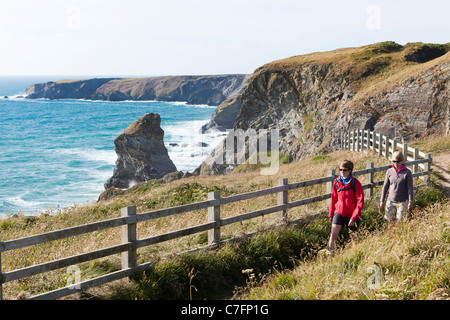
xmin=0 ymin=141 xmax=447 ymax=299
xmin=234 ymin=191 xmax=449 ymax=300
xmin=85 ymin=180 xmax=446 ymax=300
xmin=79 ymin=215 xmax=332 ymax=300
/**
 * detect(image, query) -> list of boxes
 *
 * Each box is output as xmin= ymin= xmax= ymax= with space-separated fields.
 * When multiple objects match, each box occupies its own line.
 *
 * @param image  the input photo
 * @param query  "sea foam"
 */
xmin=0 ymin=92 xmax=220 ymax=215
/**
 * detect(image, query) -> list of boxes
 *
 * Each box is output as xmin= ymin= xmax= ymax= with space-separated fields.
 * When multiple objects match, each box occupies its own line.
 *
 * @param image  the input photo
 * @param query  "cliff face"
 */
xmin=199 ymin=42 xmax=450 ymax=175
xmin=26 ymin=74 xmax=249 ymax=106
xmin=200 ymin=94 xmax=243 ymax=133
xmin=104 ymin=113 xmax=177 ymax=189
xmin=25 ymin=78 xmax=118 ymax=100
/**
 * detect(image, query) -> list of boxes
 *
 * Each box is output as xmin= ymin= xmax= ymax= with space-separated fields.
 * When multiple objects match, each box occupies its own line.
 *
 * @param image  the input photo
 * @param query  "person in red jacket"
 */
xmin=327 ymin=159 xmax=364 ymax=256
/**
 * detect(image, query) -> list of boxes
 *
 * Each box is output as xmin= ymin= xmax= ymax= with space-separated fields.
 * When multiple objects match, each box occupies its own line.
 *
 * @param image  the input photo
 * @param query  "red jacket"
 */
xmin=328 ymin=174 xmax=364 ymax=221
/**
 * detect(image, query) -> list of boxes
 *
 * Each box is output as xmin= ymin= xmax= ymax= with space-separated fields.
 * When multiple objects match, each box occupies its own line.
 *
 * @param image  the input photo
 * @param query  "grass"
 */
xmin=0 ymin=135 xmax=448 ymax=299
xmin=234 ymin=199 xmax=449 ymax=300
xmin=409 ymin=134 xmax=450 ymax=156
xmin=310 ymin=155 xmax=330 ymax=162
xmin=114 ymin=219 xmax=331 ymax=300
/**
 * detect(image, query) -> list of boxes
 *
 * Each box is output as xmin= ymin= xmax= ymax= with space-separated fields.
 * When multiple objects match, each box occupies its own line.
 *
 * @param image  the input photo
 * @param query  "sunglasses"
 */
xmin=339 ymin=168 xmax=349 ymax=172
xmin=392 ymin=160 xmax=401 ymax=163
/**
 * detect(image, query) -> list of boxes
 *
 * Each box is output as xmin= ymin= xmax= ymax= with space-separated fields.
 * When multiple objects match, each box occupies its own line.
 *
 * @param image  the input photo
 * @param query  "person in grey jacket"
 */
xmin=380 ymin=151 xmax=414 ymax=222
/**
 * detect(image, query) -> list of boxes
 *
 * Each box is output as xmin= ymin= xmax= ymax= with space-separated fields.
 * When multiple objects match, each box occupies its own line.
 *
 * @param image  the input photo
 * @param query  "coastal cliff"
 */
xmin=198 ymin=42 xmax=450 ymax=175
xmin=25 ymin=74 xmax=249 ymax=106
xmin=24 ymin=42 xmax=449 ymax=180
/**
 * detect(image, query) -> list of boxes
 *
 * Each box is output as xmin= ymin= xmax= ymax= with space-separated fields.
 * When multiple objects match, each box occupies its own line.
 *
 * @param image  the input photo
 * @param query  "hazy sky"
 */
xmin=1 ymin=0 xmax=448 ymax=76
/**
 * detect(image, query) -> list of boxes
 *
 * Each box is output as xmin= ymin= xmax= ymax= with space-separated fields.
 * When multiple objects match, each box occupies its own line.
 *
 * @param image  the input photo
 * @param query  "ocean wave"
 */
xmin=6 ymin=196 xmax=42 ymax=208
xmin=1 ymin=96 xmax=220 ymax=214
xmin=164 ymin=120 xmax=225 ymax=172
xmin=1 ymin=94 xmax=26 ymax=100
xmin=19 ymin=97 xmax=216 ymax=108
xmin=55 ymin=148 xmax=117 ymax=165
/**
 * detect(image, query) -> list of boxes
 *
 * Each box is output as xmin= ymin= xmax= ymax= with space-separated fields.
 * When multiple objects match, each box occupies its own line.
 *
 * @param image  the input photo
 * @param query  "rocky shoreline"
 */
xmin=26 ymin=42 xmax=450 ymax=192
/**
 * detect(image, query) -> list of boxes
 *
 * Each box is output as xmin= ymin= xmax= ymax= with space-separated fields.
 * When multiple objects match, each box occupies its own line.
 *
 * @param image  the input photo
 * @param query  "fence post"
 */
xmin=422 ymin=154 xmax=431 ymax=184
xmin=360 ymin=130 xmax=364 ymax=150
xmin=362 ymin=129 xmax=365 ymax=150
xmin=378 ymin=133 xmax=382 ymax=157
xmin=278 ymin=178 xmax=289 ymax=223
xmin=326 ymin=169 xmax=336 ymax=206
xmin=364 ymin=129 xmax=369 ymax=149
xmin=384 ymin=136 xmax=389 ymax=158
xmin=121 ymin=206 xmax=137 ymax=270
xmin=347 ymin=131 xmax=350 ymax=150
xmin=370 ymin=130 xmax=374 ymax=149
xmin=366 ymin=162 xmax=374 ymax=199
xmin=413 ymin=147 xmax=419 ymax=173
xmin=208 ymin=191 xmax=221 ymax=245
xmin=344 ymin=132 xmax=348 ymax=150
xmin=351 ymin=130 xmax=355 ymax=151
xmin=361 ymin=130 xmax=365 ymax=149
xmin=356 ymin=130 xmax=360 ymax=151
xmin=360 ymin=129 xmax=364 ymax=150
xmin=403 ymin=143 xmax=408 ymax=162
xmin=392 ymin=139 xmax=397 ymax=155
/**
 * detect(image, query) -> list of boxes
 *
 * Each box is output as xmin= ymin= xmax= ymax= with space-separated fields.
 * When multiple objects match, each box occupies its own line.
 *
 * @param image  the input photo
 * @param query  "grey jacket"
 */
xmin=381 ymin=165 xmax=413 ymax=203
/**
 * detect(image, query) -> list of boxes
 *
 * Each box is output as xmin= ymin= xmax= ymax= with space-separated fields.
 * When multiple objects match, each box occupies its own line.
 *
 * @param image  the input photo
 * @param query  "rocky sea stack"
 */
xmin=104 ymin=113 xmax=177 ymax=189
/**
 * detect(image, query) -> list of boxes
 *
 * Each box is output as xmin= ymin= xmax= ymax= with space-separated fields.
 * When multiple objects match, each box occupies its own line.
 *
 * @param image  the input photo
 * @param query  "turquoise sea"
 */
xmin=0 ymin=76 xmax=223 ymax=215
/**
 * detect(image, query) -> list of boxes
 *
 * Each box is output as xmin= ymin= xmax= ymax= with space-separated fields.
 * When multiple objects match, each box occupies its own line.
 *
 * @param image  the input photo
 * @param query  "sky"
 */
xmin=0 ymin=0 xmax=449 ymax=77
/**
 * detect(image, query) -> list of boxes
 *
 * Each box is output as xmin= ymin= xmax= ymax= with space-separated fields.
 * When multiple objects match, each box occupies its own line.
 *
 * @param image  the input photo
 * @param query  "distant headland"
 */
xmin=25 ymin=74 xmax=250 ymax=106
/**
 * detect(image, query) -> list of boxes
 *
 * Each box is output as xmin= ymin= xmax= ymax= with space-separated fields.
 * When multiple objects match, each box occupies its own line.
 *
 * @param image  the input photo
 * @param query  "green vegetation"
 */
xmin=310 ymin=155 xmax=330 ymax=162
xmin=0 ymin=135 xmax=448 ymax=300
xmin=279 ymin=153 xmax=293 ymax=164
xmin=233 ymin=150 xmax=293 ymax=173
xmin=119 ymin=219 xmax=331 ymax=300
xmin=168 ymin=182 xmax=230 ymax=206
xmin=89 ymin=180 xmax=447 ymax=300
xmin=235 ymin=199 xmax=449 ymax=300
xmin=370 ymin=41 xmax=404 ymax=54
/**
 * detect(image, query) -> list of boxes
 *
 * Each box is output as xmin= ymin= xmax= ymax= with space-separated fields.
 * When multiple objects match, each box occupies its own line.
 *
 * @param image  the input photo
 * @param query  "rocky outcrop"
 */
xmin=200 ymin=94 xmax=243 ymax=133
xmin=198 ymin=42 xmax=450 ymax=175
xmin=26 ymin=74 xmax=249 ymax=106
xmin=104 ymin=113 xmax=177 ymax=189
xmin=200 ymin=75 xmax=250 ymax=132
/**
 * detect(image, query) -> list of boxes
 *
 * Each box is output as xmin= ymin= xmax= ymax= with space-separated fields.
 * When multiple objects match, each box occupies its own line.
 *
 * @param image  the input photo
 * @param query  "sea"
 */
xmin=0 ymin=76 xmax=225 ymax=216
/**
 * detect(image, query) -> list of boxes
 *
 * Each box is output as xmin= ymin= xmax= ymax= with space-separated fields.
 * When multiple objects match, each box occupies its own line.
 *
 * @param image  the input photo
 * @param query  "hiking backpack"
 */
xmin=335 ymin=177 xmax=355 ymax=193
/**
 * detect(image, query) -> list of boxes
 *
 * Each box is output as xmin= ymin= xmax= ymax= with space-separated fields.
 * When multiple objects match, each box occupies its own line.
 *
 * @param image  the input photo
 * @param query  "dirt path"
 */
xmin=431 ymin=151 xmax=450 ymax=198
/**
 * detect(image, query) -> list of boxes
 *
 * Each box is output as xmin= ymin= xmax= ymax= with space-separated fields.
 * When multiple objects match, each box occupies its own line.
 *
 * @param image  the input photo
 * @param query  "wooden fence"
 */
xmin=0 ymin=129 xmax=432 ymax=300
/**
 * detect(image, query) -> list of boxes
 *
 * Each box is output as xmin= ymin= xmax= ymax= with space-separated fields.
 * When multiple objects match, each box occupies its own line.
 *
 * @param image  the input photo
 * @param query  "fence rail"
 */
xmin=0 ymin=129 xmax=432 ymax=300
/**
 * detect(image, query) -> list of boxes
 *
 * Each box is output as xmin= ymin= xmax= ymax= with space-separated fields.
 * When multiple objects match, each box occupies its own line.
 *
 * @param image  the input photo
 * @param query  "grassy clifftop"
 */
xmin=259 ymin=41 xmax=450 ymax=99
